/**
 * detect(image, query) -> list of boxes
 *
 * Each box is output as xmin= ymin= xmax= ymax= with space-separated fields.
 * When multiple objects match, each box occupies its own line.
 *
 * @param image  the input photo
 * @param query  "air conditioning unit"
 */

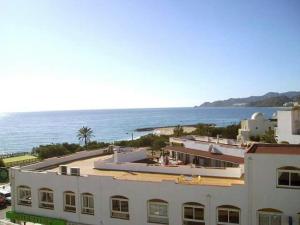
xmin=70 ymin=167 xmax=80 ymax=176
xmin=59 ymin=165 xmax=68 ymax=175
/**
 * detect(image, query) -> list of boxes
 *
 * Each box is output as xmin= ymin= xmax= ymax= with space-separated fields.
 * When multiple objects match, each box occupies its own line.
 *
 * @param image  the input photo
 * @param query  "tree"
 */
xmin=152 ymin=138 xmax=167 ymax=157
xmin=261 ymin=130 xmax=276 ymax=143
xmin=77 ymin=126 xmax=94 ymax=149
xmin=173 ymin=125 xmax=184 ymax=137
xmin=0 ymin=159 xmax=5 ymax=167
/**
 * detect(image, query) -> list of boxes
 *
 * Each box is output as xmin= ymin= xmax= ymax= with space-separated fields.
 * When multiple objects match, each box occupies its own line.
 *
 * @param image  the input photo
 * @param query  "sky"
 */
xmin=0 ymin=0 xmax=300 ymax=112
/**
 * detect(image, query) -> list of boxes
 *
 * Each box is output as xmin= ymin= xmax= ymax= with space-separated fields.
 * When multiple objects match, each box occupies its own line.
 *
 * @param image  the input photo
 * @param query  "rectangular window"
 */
xmin=39 ymin=189 xmax=54 ymax=209
xmin=82 ymin=194 xmax=94 ymax=215
xmin=183 ymin=204 xmax=205 ymax=225
xmin=64 ymin=192 xmax=76 ymax=213
xmin=111 ymin=197 xmax=129 ymax=220
xmin=148 ymin=201 xmax=168 ymax=224
xmin=217 ymin=208 xmax=240 ymax=225
xmin=278 ymin=169 xmax=300 ymax=188
xmin=258 ymin=213 xmax=281 ymax=225
xmin=18 ymin=187 xmax=31 ymax=206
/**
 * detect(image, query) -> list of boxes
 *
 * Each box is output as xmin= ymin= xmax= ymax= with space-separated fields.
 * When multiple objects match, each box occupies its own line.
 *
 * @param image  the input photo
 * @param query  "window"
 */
xmin=64 ymin=191 xmax=76 ymax=213
xmin=148 ymin=199 xmax=169 ymax=224
xmin=81 ymin=193 xmax=94 ymax=215
xmin=277 ymin=167 xmax=300 ymax=188
xmin=111 ymin=196 xmax=129 ymax=220
xmin=217 ymin=205 xmax=240 ymax=225
xmin=258 ymin=209 xmax=282 ymax=225
xmin=183 ymin=202 xmax=205 ymax=225
xmin=39 ymin=188 xmax=54 ymax=209
xmin=17 ymin=186 xmax=31 ymax=206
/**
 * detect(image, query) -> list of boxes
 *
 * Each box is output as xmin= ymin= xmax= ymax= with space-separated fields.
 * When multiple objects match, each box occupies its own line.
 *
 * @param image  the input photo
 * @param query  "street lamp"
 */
xmin=126 ymin=132 xmax=134 ymax=141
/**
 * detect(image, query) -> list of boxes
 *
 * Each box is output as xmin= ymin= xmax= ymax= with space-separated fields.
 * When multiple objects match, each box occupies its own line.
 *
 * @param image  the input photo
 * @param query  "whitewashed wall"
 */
xmin=94 ymin=162 xmax=243 ymax=178
xmin=22 ymin=149 xmax=107 ymax=170
xmin=11 ymin=168 xmax=247 ymax=225
xmin=245 ymin=154 xmax=300 ymax=225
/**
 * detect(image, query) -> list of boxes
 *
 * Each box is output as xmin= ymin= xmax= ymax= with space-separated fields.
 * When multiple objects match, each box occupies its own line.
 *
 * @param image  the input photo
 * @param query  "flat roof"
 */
xmin=165 ymin=146 xmax=244 ymax=164
xmin=48 ymin=156 xmax=244 ymax=187
xmin=247 ymin=143 xmax=300 ymax=155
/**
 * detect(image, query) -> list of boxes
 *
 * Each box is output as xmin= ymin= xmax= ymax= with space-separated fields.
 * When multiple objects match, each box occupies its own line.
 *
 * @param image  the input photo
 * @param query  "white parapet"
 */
xmin=94 ymin=161 xmax=243 ymax=178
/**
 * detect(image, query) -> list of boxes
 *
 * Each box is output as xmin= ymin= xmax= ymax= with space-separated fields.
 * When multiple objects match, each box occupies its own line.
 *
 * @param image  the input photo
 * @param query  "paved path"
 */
xmin=0 ymin=206 xmax=11 ymax=220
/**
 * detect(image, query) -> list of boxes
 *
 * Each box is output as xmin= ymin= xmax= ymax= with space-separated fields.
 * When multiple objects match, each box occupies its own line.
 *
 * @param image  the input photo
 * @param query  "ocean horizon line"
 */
xmin=1 ymin=106 xmax=283 ymax=114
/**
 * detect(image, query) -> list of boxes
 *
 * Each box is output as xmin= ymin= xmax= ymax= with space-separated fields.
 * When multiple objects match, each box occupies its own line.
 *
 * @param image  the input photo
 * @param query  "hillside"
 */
xmin=199 ymin=91 xmax=300 ymax=107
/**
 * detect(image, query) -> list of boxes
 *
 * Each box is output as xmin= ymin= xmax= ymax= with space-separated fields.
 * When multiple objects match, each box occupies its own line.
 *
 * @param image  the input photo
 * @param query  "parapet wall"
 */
xmin=22 ymin=148 xmax=107 ymax=170
xmin=94 ymin=161 xmax=243 ymax=178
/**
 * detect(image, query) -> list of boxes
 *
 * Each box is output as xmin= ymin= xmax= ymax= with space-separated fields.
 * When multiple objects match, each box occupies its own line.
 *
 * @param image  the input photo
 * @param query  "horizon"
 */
xmin=1 ymin=0 xmax=300 ymax=112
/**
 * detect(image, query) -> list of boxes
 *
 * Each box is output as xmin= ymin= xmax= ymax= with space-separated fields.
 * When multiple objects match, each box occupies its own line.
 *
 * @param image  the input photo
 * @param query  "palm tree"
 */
xmin=77 ymin=126 xmax=94 ymax=149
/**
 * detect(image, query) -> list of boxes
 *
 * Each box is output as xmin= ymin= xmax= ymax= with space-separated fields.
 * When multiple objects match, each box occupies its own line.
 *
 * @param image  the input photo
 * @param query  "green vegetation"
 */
xmin=77 ymin=126 xmax=94 ymax=149
xmin=32 ymin=143 xmax=81 ymax=159
xmin=260 ymin=130 xmax=276 ymax=143
xmin=3 ymin=155 xmax=37 ymax=164
xmin=173 ymin=125 xmax=184 ymax=137
xmin=32 ymin=141 xmax=110 ymax=160
xmin=114 ymin=134 xmax=168 ymax=149
xmin=2 ymin=154 xmax=38 ymax=167
xmin=191 ymin=124 xmax=240 ymax=139
xmin=0 ymin=159 xmax=5 ymax=167
xmin=250 ymin=130 xmax=276 ymax=143
xmin=249 ymin=135 xmax=261 ymax=142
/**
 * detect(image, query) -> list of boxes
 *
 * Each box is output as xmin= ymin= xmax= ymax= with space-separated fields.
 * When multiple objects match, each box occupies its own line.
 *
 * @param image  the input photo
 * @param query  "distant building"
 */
xmin=283 ymin=102 xmax=300 ymax=107
xmin=237 ymin=112 xmax=275 ymax=143
xmin=276 ymin=107 xmax=300 ymax=144
xmin=168 ymin=136 xmax=245 ymax=168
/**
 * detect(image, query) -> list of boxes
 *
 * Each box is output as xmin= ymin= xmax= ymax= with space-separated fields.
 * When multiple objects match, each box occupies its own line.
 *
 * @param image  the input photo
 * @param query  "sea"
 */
xmin=0 ymin=107 xmax=279 ymax=154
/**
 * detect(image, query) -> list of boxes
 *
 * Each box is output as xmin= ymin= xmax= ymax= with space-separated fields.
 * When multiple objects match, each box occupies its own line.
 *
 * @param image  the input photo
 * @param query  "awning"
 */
xmin=6 ymin=211 xmax=67 ymax=225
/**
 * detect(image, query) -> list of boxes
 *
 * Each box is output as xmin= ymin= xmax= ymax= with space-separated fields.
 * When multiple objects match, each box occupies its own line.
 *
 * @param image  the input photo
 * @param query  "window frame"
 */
xmin=110 ymin=196 xmax=129 ymax=220
xmin=64 ymin=191 xmax=76 ymax=213
xmin=277 ymin=168 xmax=300 ymax=189
xmin=182 ymin=202 xmax=205 ymax=225
xmin=148 ymin=200 xmax=169 ymax=224
xmin=217 ymin=206 xmax=240 ymax=225
xmin=257 ymin=211 xmax=282 ymax=225
xmin=39 ymin=188 xmax=54 ymax=210
xmin=17 ymin=186 xmax=32 ymax=206
xmin=81 ymin=193 xmax=94 ymax=215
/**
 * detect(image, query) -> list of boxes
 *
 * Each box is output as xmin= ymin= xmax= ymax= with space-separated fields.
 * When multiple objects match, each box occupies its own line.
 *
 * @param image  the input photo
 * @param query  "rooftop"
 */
xmin=48 ymin=155 xmax=244 ymax=187
xmin=247 ymin=143 xmax=300 ymax=155
xmin=166 ymin=146 xmax=244 ymax=164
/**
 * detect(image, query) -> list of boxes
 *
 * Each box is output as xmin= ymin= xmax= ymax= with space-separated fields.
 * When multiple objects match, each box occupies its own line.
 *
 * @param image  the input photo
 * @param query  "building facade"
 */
xmin=7 ymin=144 xmax=300 ymax=225
xmin=237 ymin=112 xmax=275 ymax=143
xmin=276 ymin=107 xmax=300 ymax=144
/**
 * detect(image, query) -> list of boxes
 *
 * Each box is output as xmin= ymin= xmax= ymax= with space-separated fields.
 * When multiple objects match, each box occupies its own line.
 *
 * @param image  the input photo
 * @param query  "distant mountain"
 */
xmin=199 ymin=92 xmax=300 ymax=107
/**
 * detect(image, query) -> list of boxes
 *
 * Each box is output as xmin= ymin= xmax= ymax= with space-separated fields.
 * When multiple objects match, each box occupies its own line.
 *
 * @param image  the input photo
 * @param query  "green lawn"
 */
xmin=3 ymin=155 xmax=37 ymax=164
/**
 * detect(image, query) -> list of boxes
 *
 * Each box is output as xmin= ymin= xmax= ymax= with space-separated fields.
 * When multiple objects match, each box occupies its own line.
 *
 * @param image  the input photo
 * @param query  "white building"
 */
xmin=276 ymin=107 xmax=300 ymax=144
xmin=7 ymin=144 xmax=300 ymax=225
xmin=168 ymin=137 xmax=245 ymax=168
xmin=237 ymin=112 xmax=275 ymax=143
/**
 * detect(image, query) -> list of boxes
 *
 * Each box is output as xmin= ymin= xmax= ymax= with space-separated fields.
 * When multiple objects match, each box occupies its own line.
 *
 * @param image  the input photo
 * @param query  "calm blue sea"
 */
xmin=0 ymin=107 xmax=278 ymax=153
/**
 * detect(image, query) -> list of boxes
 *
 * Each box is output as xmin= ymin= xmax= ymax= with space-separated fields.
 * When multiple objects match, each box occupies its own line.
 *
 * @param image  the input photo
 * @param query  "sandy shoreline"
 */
xmin=153 ymin=126 xmax=196 ymax=136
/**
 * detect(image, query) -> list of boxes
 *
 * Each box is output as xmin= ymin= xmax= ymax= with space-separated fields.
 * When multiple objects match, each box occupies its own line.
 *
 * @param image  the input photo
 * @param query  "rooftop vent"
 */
xmin=70 ymin=167 xmax=80 ymax=176
xmin=59 ymin=165 xmax=68 ymax=175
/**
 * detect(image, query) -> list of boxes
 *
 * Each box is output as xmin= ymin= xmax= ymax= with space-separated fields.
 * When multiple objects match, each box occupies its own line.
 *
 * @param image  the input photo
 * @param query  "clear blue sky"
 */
xmin=0 ymin=0 xmax=299 ymax=112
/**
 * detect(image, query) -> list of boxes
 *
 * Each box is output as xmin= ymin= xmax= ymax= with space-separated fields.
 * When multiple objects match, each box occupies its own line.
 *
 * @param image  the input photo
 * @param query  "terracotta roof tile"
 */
xmin=247 ymin=143 xmax=300 ymax=155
